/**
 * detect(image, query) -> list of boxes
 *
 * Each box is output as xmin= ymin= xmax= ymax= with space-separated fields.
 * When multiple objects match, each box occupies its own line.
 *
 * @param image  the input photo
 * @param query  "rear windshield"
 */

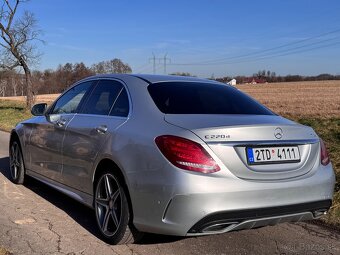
xmin=148 ymin=82 xmax=273 ymax=115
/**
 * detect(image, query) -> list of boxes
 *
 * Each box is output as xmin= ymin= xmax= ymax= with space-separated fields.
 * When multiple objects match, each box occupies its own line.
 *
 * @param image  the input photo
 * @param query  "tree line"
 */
xmin=216 ymin=70 xmax=340 ymax=84
xmin=0 ymin=58 xmax=132 ymax=96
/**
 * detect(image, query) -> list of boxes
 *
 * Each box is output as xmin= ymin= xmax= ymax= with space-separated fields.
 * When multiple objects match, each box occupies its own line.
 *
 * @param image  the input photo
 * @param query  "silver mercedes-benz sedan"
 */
xmin=9 ymin=74 xmax=335 ymax=244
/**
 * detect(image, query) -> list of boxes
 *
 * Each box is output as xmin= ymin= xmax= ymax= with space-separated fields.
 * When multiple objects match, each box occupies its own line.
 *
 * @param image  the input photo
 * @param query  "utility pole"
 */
xmin=149 ymin=53 xmax=156 ymax=74
xmin=162 ymin=53 xmax=171 ymax=74
xmin=149 ymin=53 xmax=171 ymax=74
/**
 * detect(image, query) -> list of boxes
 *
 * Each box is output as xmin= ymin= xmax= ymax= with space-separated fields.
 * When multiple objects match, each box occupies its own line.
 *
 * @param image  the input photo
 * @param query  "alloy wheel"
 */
xmin=10 ymin=142 xmax=22 ymax=181
xmin=95 ymin=173 xmax=122 ymax=237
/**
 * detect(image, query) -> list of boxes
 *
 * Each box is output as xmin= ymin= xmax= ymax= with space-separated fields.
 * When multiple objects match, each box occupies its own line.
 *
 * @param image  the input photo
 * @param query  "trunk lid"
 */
xmin=165 ymin=114 xmax=319 ymax=180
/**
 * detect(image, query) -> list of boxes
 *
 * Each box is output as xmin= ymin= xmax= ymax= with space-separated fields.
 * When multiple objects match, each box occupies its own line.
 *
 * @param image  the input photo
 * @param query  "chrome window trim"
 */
xmin=74 ymin=113 xmax=128 ymax=120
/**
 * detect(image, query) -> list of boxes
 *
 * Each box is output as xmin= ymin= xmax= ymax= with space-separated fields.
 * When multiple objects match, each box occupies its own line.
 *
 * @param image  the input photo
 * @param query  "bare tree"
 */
xmin=0 ymin=0 xmax=42 ymax=108
xmin=91 ymin=58 xmax=132 ymax=74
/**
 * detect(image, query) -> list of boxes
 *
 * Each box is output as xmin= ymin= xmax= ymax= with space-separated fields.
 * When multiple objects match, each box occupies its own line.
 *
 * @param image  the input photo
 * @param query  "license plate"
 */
xmin=246 ymin=146 xmax=300 ymax=165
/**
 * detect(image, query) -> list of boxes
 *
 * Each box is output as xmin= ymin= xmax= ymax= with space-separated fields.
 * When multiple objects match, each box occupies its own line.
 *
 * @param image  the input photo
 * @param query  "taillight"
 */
xmin=320 ymin=139 xmax=330 ymax=166
xmin=155 ymin=135 xmax=220 ymax=173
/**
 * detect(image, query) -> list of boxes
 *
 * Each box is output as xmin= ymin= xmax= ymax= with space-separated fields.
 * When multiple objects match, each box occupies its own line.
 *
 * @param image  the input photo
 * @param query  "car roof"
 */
xmin=81 ymin=74 xmax=221 ymax=85
xmin=131 ymin=74 xmax=219 ymax=84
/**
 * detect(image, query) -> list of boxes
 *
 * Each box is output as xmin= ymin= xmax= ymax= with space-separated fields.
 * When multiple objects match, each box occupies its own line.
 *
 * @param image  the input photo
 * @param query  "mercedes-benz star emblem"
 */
xmin=274 ymin=127 xmax=283 ymax=139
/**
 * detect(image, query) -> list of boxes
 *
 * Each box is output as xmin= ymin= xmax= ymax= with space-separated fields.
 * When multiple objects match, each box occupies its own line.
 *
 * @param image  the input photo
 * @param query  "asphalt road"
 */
xmin=0 ymin=130 xmax=339 ymax=255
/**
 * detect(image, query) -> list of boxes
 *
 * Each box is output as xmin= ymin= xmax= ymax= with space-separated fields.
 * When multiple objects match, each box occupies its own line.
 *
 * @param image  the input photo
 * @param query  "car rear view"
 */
xmin=146 ymin=80 xmax=335 ymax=236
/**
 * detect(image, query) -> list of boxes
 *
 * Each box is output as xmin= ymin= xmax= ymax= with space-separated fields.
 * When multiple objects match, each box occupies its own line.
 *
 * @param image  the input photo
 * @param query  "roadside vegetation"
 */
xmin=295 ymin=118 xmax=340 ymax=226
xmin=0 ymin=80 xmax=339 ymax=227
xmin=0 ymin=100 xmax=31 ymax=132
xmin=0 ymin=247 xmax=11 ymax=255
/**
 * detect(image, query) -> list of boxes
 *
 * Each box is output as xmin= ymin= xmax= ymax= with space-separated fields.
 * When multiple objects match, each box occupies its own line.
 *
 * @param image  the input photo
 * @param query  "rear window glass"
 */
xmin=148 ymin=82 xmax=273 ymax=115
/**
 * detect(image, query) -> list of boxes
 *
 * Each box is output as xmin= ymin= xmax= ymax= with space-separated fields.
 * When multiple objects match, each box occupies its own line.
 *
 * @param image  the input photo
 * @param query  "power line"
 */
xmin=134 ymin=63 xmax=151 ymax=73
xmin=193 ymin=40 xmax=340 ymax=66
xmin=169 ymin=38 xmax=340 ymax=66
xmin=237 ymin=41 xmax=340 ymax=64
xmin=208 ymin=36 xmax=340 ymax=66
xmin=169 ymin=28 xmax=340 ymax=66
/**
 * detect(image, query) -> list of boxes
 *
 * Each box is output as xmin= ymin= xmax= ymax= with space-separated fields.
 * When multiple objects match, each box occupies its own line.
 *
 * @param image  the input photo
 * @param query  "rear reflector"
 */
xmin=155 ymin=135 xmax=220 ymax=173
xmin=320 ymin=139 xmax=330 ymax=166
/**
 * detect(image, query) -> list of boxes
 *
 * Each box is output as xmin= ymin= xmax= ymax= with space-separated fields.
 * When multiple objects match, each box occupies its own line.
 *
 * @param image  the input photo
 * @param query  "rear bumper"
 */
xmin=131 ymin=162 xmax=335 ymax=236
xmin=187 ymin=200 xmax=331 ymax=235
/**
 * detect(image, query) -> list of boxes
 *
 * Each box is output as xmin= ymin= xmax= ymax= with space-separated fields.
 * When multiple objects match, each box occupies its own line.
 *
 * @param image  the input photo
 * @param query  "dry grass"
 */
xmin=0 ymin=93 xmax=59 ymax=104
xmin=237 ymin=80 xmax=340 ymax=118
xmin=0 ymin=247 xmax=11 ymax=255
xmin=1 ymin=80 xmax=339 ymax=119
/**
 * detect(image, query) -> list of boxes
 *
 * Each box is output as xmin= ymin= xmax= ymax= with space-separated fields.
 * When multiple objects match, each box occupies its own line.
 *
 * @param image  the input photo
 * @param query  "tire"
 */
xmin=9 ymin=140 xmax=25 ymax=184
xmin=94 ymin=170 xmax=143 ymax=244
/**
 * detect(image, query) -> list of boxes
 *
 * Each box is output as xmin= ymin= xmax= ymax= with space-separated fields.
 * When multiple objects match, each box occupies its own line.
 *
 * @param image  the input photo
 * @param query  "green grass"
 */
xmin=0 ymin=100 xmax=339 ymax=227
xmin=294 ymin=117 xmax=340 ymax=226
xmin=0 ymin=100 xmax=31 ymax=132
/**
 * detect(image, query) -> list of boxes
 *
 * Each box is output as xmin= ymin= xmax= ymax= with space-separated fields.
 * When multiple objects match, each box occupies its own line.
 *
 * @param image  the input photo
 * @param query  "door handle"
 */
xmin=96 ymin=125 xmax=108 ymax=134
xmin=56 ymin=119 xmax=67 ymax=127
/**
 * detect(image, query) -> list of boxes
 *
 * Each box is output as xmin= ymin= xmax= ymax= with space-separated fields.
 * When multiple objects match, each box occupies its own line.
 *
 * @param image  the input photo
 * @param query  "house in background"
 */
xmin=227 ymin=78 xmax=237 ymax=86
xmin=243 ymin=77 xmax=267 ymax=84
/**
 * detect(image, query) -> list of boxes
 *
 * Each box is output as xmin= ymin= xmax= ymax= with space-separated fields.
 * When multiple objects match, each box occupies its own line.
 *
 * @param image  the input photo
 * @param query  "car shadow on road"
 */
xmin=0 ymin=157 xmax=10 ymax=179
xmin=0 ymin=156 xmax=184 ymax=245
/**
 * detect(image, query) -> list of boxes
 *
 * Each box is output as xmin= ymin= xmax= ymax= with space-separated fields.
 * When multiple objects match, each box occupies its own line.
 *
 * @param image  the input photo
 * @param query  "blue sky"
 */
xmin=22 ymin=0 xmax=340 ymax=77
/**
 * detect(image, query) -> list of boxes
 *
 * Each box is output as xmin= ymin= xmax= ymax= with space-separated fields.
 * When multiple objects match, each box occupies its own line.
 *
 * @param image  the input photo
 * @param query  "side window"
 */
xmin=80 ymin=80 xmax=123 ymax=115
xmin=51 ymin=81 xmax=92 ymax=114
xmin=110 ymin=88 xmax=129 ymax=117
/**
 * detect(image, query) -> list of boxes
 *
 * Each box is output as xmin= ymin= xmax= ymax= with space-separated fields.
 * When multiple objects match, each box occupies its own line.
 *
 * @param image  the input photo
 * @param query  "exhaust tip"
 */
xmin=201 ymin=222 xmax=238 ymax=233
xmin=313 ymin=209 xmax=328 ymax=218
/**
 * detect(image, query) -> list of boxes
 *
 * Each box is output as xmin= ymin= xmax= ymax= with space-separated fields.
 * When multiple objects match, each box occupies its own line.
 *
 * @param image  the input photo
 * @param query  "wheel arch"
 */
xmin=9 ymin=130 xmax=24 ymax=155
xmin=9 ymin=130 xmax=20 ymax=146
xmin=92 ymin=158 xmax=135 ymax=223
xmin=10 ymin=128 xmax=26 ymax=149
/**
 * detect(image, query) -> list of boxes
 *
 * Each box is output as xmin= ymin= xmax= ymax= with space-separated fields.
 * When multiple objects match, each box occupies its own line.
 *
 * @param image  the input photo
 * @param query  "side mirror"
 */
xmin=31 ymin=103 xmax=47 ymax=116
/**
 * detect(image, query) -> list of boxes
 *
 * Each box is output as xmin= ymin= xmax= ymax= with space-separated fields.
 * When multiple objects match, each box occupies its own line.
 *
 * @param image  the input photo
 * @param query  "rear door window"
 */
xmin=80 ymin=80 xmax=123 ymax=115
xmin=109 ymin=88 xmax=129 ymax=117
